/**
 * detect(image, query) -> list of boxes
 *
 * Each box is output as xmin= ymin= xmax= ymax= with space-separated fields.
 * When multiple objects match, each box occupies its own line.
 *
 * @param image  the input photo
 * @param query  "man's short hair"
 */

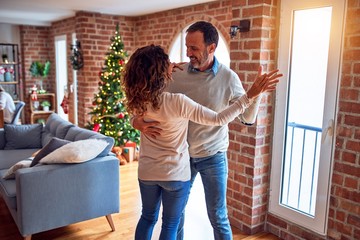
xmin=186 ymin=21 xmax=219 ymax=47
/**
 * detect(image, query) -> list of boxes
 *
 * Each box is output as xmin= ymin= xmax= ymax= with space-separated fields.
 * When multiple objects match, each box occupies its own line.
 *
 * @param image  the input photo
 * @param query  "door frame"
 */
xmin=269 ymin=0 xmax=346 ymax=235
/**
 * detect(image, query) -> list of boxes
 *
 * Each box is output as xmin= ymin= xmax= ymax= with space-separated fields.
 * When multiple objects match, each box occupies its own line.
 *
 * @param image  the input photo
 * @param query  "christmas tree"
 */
xmin=87 ymin=24 xmax=140 ymax=146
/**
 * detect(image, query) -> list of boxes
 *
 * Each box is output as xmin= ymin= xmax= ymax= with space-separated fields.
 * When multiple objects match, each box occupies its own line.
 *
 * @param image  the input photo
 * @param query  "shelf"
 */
xmin=31 ymin=110 xmax=55 ymax=114
xmin=0 ymin=62 xmax=18 ymax=65
xmin=31 ymin=112 xmax=54 ymax=124
xmin=0 ymin=81 xmax=18 ymax=84
xmin=30 ymin=93 xmax=56 ymax=124
xmin=0 ymin=43 xmax=22 ymax=103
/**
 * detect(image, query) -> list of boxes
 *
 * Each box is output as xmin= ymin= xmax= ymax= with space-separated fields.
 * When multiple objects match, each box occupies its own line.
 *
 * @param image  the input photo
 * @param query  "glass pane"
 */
xmin=55 ymin=37 xmax=69 ymax=121
xmin=281 ymin=7 xmax=332 ymax=216
xmin=169 ymin=33 xmax=182 ymax=63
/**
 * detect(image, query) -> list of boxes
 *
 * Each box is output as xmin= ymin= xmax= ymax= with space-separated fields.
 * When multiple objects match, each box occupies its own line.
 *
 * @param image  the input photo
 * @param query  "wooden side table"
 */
xmin=0 ymin=109 xmax=4 ymax=128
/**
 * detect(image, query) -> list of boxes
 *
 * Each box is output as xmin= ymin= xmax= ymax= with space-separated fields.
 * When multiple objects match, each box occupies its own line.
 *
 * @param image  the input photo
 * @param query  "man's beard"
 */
xmin=190 ymin=50 xmax=209 ymax=69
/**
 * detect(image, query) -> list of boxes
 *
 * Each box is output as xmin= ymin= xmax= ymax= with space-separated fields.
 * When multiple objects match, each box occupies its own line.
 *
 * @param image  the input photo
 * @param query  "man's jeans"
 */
xmin=177 ymin=151 xmax=232 ymax=240
xmin=135 ymin=179 xmax=191 ymax=240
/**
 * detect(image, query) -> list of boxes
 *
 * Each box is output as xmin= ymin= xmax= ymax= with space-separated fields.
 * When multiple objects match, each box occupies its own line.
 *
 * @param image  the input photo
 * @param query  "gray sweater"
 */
xmin=167 ymin=62 xmax=261 ymax=158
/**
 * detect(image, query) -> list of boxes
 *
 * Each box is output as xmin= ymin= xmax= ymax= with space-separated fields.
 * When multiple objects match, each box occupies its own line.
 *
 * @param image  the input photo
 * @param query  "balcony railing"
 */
xmin=281 ymin=122 xmax=322 ymax=216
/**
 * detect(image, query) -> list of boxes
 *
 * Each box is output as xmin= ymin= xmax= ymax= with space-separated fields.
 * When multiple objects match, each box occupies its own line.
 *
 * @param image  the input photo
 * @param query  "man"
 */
xmin=133 ymin=21 xmax=282 ymax=240
xmin=0 ymin=86 xmax=15 ymax=123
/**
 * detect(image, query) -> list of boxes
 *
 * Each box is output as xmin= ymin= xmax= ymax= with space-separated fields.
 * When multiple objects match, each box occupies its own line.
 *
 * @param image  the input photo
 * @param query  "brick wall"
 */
xmin=134 ymin=0 xmax=233 ymax=52
xmin=20 ymin=13 xmax=135 ymax=125
xmin=69 ymin=11 xmax=135 ymax=126
xmin=227 ymin=0 xmax=279 ymax=234
xmin=17 ymin=0 xmax=359 ymax=239
xmin=328 ymin=0 xmax=360 ymax=239
xmin=266 ymin=1 xmax=360 ymax=240
xmin=19 ymin=25 xmax=51 ymax=122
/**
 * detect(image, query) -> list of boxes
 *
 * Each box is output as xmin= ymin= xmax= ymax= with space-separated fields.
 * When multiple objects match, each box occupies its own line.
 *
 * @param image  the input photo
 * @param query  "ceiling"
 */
xmin=0 ymin=0 xmax=217 ymax=26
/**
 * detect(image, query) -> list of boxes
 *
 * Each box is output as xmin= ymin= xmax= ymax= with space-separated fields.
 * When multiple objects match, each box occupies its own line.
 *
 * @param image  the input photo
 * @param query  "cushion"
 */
xmin=45 ymin=113 xmax=74 ymax=138
xmin=42 ymin=113 xmax=74 ymax=146
xmin=65 ymin=127 xmax=114 ymax=157
xmin=32 ymin=149 xmax=41 ymax=157
xmin=3 ymin=159 xmax=33 ymax=179
xmin=30 ymin=137 xmax=71 ymax=167
xmin=0 ymin=149 xmax=39 ymax=170
xmin=39 ymin=139 xmax=109 ymax=164
xmin=64 ymin=126 xmax=99 ymax=141
xmin=93 ymin=136 xmax=114 ymax=157
xmin=0 ymin=129 xmax=5 ymax=149
xmin=4 ymin=124 xmax=43 ymax=150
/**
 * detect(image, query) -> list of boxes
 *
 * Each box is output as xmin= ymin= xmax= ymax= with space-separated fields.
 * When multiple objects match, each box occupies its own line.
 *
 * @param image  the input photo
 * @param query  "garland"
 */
xmin=70 ymin=41 xmax=84 ymax=70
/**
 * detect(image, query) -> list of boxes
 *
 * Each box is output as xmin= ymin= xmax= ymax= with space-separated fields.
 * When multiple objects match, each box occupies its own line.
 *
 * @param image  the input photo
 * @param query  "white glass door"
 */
xmin=269 ymin=0 xmax=345 ymax=235
xmin=55 ymin=35 xmax=68 ymax=121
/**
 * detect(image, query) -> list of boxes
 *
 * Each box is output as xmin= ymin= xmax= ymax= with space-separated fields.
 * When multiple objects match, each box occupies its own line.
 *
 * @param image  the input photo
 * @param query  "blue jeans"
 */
xmin=177 ymin=151 xmax=232 ymax=240
xmin=135 ymin=179 xmax=191 ymax=240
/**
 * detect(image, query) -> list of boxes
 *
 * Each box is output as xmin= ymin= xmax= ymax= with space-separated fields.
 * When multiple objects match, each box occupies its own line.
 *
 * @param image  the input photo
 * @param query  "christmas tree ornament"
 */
xmin=93 ymin=123 xmax=100 ymax=132
xmin=91 ymin=115 xmax=97 ymax=122
xmin=86 ymin=24 xmax=140 ymax=146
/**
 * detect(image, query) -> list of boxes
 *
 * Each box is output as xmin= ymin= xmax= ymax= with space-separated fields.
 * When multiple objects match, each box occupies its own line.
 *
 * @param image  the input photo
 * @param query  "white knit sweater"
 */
xmin=138 ymin=92 xmax=252 ymax=181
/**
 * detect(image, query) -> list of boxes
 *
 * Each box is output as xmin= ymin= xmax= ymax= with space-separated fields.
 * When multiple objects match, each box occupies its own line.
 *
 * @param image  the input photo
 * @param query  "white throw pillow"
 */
xmin=39 ymin=139 xmax=109 ymax=164
xmin=3 ymin=159 xmax=33 ymax=179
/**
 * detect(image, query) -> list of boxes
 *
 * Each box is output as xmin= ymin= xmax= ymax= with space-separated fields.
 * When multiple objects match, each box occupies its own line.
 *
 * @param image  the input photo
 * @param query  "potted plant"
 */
xmin=29 ymin=60 xmax=51 ymax=93
xmin=41 ymin=100 xmax=51 ymax=111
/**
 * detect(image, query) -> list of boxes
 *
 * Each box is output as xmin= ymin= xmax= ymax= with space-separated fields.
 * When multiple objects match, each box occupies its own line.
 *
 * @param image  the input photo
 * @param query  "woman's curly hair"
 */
xmin=123 ymin=45 xmax=171 ymax=115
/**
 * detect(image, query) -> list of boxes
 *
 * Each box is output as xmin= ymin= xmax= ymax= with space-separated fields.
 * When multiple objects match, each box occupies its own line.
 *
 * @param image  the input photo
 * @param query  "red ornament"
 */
xmin=118 ymin=113 xmax=125 ymax=119
xmin=93 ymin=123 xmax=100 ymax=132
xmin=99 ymin=71 xmax=103 ymax=77
xmin=119 ymin=60 xmax=124 ymax=65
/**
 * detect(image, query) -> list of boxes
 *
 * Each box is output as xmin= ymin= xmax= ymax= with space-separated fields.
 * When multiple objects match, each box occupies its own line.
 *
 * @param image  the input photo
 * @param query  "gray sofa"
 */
xmin=0 ymin=113 xmax=119 ymax=240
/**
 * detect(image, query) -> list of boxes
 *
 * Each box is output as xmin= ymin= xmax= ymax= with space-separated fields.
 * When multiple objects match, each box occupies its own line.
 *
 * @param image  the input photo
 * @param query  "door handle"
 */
xmin=321 ymin=119 xmax=334 ymax=144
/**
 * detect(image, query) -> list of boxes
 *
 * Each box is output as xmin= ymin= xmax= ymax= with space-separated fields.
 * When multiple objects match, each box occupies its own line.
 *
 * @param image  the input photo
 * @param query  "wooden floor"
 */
xmin=0 ymin=162 xmax=280 ymax=240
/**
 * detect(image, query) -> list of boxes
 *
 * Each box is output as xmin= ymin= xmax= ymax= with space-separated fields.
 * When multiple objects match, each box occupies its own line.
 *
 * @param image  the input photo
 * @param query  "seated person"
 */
xmin=0 ymin=86 xmax=15 ymax=123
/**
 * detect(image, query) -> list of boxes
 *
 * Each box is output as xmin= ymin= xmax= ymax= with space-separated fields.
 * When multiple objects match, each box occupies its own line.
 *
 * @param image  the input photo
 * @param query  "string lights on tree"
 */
xmin=87 ymin=24 xmax=140 ymax=146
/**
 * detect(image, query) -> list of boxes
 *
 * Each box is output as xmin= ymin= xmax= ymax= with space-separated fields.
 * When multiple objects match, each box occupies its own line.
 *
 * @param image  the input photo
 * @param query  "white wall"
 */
xmin=0 ymin=23 xmax=20 ymax=45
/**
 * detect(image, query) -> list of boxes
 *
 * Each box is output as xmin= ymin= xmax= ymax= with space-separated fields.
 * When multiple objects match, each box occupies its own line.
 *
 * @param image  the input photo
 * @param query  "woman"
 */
xmin=123 ymin=45 xmax=279 ymax=240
